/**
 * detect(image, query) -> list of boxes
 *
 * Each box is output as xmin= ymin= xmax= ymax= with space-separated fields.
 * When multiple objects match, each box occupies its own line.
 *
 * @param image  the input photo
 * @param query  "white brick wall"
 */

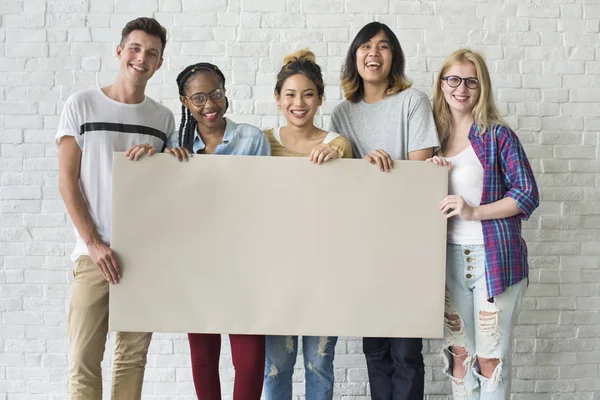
xmin=1 ymin=0 xmax=599 ymax=398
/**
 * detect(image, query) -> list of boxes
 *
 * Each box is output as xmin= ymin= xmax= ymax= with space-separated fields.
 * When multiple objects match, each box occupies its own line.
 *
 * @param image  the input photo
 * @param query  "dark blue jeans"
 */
xmin=363 ymin=337 xmax=424 ymax=400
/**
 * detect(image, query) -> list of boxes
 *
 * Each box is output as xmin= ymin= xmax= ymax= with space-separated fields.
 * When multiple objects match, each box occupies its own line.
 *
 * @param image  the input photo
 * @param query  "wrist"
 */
xmin=471 ymin=206 xmax=482 ymax=221
xmin=84 ymin=235 xmax=101 ymax=247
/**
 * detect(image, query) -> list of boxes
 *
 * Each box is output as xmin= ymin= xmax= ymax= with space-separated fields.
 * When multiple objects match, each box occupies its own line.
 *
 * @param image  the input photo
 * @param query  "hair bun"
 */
xmin=283 ymin=48 xmax=316 ymax=66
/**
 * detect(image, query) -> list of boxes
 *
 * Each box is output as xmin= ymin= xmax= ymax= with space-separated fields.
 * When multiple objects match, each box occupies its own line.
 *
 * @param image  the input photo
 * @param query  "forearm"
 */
xmin=59 ymin=179 xmax=101 ymax=246
xmin=472 ymin=197 xmax=521 ymax=221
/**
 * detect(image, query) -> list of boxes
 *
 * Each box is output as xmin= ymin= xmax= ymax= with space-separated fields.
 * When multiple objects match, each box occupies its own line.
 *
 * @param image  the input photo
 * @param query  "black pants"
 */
xmin=363 ymin=337 xmax=424 ymax=400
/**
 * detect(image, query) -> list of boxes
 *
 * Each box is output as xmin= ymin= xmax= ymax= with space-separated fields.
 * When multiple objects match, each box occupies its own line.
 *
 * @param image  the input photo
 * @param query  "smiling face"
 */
xmin=117 ymin=29 xmax=163 ymax=86
xmin=275 ymin=73 xmax=322 ymax=130
xmin=355 ymin=30 xmax=393 ymax=88
xmin=441 ymin=62 xmax=481 ymax=116
xmin=180 ymin=71 xmax=227 ymax=131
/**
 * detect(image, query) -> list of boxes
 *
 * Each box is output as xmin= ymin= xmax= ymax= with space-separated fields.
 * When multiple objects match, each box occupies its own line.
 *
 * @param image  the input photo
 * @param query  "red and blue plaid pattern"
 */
xmin=469 ymin=123 xmax=539 ymax=299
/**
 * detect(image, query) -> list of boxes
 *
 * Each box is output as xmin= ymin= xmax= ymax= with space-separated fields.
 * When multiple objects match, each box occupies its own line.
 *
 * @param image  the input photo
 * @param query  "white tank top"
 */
xmin=446 ymin=145 xmax=484 ymax=244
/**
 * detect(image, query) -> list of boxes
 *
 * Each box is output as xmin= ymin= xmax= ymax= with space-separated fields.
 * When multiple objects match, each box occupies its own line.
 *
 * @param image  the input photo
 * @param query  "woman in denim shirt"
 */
xmin=427 ymin=49 xmax=538 ymax=400
xmin=166 ymin=62 xmax=269 ymax=400
xmin=166 ymin=63 xmax=270 ymax=157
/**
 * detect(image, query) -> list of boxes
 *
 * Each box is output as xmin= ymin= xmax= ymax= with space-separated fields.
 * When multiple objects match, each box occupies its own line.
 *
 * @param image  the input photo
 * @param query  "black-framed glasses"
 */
xmin=184 ymin=88 xmax=225 ymax=107
xmin=441 ymin=76 xmax=479 ymax=90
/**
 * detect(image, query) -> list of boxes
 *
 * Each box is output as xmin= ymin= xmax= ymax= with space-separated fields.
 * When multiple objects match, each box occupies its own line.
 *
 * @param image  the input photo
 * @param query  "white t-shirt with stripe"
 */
xmin=55 ymin=88 xmax=176 ymax=261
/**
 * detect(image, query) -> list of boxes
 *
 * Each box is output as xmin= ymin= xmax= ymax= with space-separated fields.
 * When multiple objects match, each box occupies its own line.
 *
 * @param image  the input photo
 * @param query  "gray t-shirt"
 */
xmin=330 ymin=88 xmax=439 ymax=159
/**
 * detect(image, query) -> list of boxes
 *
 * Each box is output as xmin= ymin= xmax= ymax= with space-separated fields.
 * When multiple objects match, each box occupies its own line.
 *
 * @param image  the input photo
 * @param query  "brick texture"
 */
xmin=0 ymin=0 xmax=599 ymax=398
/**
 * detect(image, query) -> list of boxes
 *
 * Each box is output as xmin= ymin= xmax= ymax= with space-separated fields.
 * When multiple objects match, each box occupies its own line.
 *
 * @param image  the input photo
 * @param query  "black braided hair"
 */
xmin=176 ymin=63 xmax=228 ymax=152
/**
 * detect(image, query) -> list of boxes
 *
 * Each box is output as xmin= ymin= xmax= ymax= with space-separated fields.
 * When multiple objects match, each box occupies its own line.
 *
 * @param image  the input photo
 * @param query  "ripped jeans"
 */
xmin=264 ymin=335 xmax=337 ymax=400
xmin=443 ymin=244 xmax=525 ymax=400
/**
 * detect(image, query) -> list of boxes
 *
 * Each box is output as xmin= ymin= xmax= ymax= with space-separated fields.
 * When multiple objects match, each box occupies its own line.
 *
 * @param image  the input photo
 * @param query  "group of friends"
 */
xmin=56 ymin=16 xmax=539 ymax=400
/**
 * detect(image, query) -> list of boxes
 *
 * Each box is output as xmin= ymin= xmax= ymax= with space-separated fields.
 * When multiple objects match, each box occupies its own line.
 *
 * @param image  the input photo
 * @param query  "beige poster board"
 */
xmin=109 ymin=154 xmax=448 ymax=338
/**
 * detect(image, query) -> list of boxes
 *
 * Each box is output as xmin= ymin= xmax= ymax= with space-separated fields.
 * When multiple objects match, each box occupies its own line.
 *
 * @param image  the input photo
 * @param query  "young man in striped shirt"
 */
xmin=56 ymin=17 xmax=174 ymax=400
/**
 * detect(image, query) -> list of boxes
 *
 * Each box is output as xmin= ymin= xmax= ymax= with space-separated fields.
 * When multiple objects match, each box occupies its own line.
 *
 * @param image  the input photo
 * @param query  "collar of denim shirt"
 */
xmin=192 ymin=117 xmax=236 ymax=153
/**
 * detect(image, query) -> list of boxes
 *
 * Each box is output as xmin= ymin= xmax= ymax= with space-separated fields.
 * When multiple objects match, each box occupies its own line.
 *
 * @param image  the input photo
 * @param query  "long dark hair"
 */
xmin=175 ymin=63 xmax=227 ymax=151
xmin=341 ymin=22 xmax=411 ymax=103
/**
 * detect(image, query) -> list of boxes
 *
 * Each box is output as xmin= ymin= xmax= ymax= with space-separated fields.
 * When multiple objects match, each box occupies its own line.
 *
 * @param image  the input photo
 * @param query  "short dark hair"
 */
xmin=120 ymin=17 xmax=168 ymax=57
xmin=341 ymin=22 xmax=411 ymax=103
xmin=274 ymin=49 xmax=325 ymax=98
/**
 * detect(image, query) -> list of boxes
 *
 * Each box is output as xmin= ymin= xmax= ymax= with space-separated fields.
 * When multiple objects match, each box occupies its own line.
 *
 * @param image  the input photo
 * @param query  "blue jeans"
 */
xmin=363 ymin=337 xmax=424 ymax=400
xmin=264 ymin=335 xmax=337 ymax=400
xmin=443 ymin=244 xmax=525 ymax=400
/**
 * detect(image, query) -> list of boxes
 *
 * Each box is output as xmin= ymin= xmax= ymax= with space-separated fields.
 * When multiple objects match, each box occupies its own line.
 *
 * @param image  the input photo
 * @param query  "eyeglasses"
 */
xmin=184 ymin=88 xmax=225 ymax=107
xmin=441 ymin=76 xmax=479 ymax=90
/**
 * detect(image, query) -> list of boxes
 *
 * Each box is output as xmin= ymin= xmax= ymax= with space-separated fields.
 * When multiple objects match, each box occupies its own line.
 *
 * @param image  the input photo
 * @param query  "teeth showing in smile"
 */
xmin=366 ymin=61 xmax=381 ymax=68
xmin=291 ymin=110 xmax=307 ymax=117
xmin=204 ymin=111 xmax=218 ymax=117
xmin=454 ymin=95 xmax=468 ymax=101
xmin=131 ymin=65 xmax=146 ymax=72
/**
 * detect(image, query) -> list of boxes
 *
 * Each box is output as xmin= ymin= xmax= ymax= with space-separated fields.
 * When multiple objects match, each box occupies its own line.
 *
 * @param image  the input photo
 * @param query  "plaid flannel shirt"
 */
xmin=469 ymin=123 xmax=539 ymax=299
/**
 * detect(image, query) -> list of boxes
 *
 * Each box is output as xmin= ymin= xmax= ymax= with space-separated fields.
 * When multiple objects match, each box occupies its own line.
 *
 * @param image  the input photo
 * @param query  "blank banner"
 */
xmin=109 ymin=154 xmax=447 ymax=338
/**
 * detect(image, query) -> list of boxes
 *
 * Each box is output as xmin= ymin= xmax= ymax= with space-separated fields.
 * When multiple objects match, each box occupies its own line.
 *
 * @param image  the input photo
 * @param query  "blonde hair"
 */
xmin=433 ymin=48 xmax=505 ymax=153
xmin=275 ymin=49 xmax=324 ymax=97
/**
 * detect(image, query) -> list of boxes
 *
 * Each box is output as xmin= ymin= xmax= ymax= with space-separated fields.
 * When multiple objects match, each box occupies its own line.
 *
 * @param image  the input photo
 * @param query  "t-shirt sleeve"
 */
xmin=164 ymin=113 xmax=177 ymax=150
xmin=166 ymin=130 xmax=181 ymax=149
xmin=330 ymin=106 xmax=341 ymax=134
xmin=55 ymin=96 xmax=82 ymax=148
xmin=330 ymin=136 xmax=353 ymax=158
xmin=407 ymin=91 xmax=440 ymax=154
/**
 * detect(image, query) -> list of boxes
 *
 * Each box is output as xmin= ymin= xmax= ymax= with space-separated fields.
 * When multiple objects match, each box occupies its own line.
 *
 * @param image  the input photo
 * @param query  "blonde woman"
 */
xmin=428 ymin=49 xmax=539 ymax=399
xmin=262 ymin=49 xmax=351 ymax=400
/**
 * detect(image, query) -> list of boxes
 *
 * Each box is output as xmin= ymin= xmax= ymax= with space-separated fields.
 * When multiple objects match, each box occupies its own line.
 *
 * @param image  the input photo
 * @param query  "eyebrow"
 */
xmin=363 ymin=39 xmax=390 ymax=45
xmin=128 ymin=42 xmax=160 ymax=53
xmin=284 ymin=88 xmax=316 ymax=93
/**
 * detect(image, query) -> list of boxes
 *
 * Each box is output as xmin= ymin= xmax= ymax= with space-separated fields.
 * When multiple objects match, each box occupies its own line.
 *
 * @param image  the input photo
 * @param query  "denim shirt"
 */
xmin=167 ymin=117 xmax=270 ymax=156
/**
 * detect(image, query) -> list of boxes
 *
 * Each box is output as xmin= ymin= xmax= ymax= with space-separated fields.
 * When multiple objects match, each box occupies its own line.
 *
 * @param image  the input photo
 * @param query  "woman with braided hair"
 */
xmin=166 ymin=62 xmax=270 ymax=158
xmin=166 ymin=62 xmax=269 ymax=400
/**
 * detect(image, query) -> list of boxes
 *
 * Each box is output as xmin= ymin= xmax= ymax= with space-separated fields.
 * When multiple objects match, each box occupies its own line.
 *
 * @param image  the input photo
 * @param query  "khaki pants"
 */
xmin=68 ymin=255 xmax=152 ymax=400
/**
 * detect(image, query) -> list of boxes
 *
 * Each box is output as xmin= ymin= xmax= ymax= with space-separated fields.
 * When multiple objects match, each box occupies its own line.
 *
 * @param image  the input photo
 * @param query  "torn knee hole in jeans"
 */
xmin=478 ymin=307 xmax=500 ymax=346
xmin=475 ymin=356 xmax=503 ymax=391
xmin=443 ymin=346 xmax=473 ymax=371
xmin=267 ymin=365 xmax=279 ymax=377
xmin=444 ymin=303 xmax=466 ymax=343
xmin=445 ymin=291 xmax=468 ymax=351
xmin=317 ymin=337 xmax=328 ymax=357
xmin=445 ymin=290 xmax=465 ymax=333
xmin=285 ymin=336 xmax=294 ymax=353
xmin=445 ymin=313 xmax=463 ymax=333
xmin=442 ymin=348 xmax=474 ymax=400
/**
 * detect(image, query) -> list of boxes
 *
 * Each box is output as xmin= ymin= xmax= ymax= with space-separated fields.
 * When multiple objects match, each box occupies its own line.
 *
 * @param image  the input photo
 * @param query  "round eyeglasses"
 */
xmin=441 ymin=76 xmax=479 ymax=90
xmin=184 ymin=88 xmax=225 ymax=107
